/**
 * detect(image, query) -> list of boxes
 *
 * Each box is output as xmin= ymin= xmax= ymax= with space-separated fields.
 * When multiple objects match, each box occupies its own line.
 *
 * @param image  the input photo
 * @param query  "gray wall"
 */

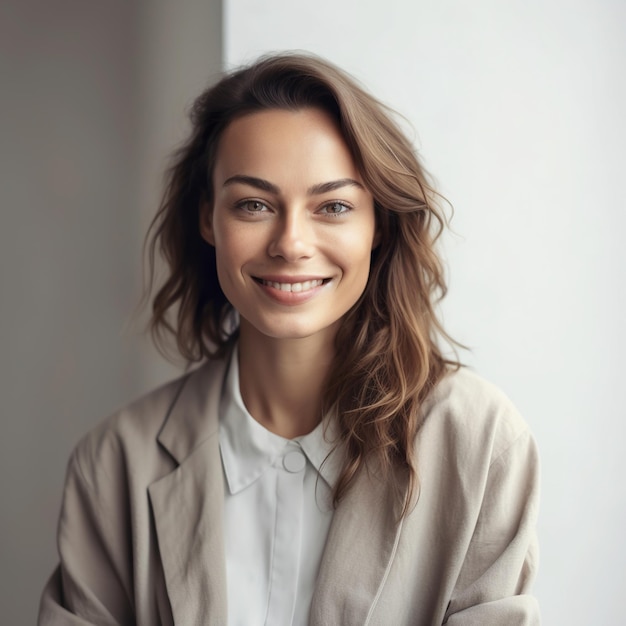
xmin=0 ymin=1 xmax=222 ymax=622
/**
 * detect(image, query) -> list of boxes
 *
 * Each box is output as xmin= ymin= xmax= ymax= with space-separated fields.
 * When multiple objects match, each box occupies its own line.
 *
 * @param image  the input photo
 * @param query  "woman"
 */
xmin=39 ymin=53 xmax=540 ymax=625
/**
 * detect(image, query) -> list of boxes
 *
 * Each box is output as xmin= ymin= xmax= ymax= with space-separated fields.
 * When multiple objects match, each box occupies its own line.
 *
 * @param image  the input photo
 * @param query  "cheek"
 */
xmin=212 ymin=226 xmax=258 ymax=287
xmin=349 ymin=231 xmax=377 ymax=292
xmin=213 ymin=247 xmax=246 ymax=311
xmin=341 ymin=227 xmax=377 ymax=273
xmin=213 ymin=220 xmax=247 ymax=262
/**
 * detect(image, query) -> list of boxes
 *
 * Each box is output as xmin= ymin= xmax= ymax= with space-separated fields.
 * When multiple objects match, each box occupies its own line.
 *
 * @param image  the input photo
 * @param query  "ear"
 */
xmin=199 ymin=201 xmax=215 ymax=246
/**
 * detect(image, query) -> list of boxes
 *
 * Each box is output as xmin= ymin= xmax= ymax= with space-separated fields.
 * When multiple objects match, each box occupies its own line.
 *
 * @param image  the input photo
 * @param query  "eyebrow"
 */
xmin=222 ymin=174 xmax=365 ymax=196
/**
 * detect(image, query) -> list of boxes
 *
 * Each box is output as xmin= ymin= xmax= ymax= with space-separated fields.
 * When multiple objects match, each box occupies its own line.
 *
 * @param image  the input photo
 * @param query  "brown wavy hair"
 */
xmin=146 ymin=53 xmax=460 ymax=517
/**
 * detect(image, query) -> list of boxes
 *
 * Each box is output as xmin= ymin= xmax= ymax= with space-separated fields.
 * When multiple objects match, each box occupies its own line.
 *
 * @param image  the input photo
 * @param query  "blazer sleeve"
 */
xmin=38 ymin=446 xmax=135 ymax=626
xmin=443 ymin=428 xmax=541 ymax=625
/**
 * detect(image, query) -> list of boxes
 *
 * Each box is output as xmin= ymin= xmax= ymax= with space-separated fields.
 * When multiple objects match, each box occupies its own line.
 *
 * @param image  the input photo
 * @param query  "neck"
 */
xmin=237 ymin=324 xmax=336 ymax=439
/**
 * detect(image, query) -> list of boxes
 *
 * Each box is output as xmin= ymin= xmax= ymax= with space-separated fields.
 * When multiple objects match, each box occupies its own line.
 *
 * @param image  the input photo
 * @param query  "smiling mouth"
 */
xmin=254 ymin=278 xmax=328 ymax=293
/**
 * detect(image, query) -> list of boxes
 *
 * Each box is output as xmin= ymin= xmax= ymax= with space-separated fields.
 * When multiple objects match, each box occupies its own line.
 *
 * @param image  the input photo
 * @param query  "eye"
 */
xmin=318 ymin=201 xmax=351 ymax=216
xmin=237 ymin=200 xmax=269 ymax=213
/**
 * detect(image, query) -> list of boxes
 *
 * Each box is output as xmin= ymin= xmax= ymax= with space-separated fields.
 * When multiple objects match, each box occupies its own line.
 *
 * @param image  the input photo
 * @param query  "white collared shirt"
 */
xmin=219 ymin=352 xmax=340 ymax=626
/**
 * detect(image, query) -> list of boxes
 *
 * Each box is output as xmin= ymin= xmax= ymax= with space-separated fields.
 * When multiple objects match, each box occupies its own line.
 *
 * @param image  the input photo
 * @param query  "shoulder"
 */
xmin=419 ymin=366 xmax=534 ymax=469
xmin=69 ymin=357 xmax=228 ymax=484
xmin=71 ymin=372 xmax=185 ymax=468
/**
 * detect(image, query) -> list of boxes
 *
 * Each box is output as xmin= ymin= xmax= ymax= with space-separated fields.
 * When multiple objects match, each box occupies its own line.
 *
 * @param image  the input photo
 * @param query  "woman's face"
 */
xmin=202 ymin=107 xmax=378 ymax=345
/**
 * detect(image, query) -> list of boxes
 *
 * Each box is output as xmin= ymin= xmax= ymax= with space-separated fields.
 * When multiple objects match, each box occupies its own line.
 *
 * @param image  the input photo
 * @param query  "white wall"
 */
xmin=0 ymin=1 xmax=221 ymax=621
xmin=225 ymin=0 xmax=625 ymax=623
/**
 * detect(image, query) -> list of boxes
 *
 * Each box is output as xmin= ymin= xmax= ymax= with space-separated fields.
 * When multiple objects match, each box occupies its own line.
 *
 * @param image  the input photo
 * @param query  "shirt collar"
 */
xmin=218 ymin=348 xmax=341 ymax=495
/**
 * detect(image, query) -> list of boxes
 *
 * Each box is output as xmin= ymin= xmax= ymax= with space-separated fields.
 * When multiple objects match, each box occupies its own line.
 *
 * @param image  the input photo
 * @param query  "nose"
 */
xmin=267 ymin=211 xmax=315 ymax=261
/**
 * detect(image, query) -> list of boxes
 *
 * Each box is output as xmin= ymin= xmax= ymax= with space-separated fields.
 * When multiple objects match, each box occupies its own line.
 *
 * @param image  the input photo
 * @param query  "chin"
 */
xmin=262 ymin=326 xmax=328 ymax=341
xmin=241 ymin=315 xmax=340 ymax=343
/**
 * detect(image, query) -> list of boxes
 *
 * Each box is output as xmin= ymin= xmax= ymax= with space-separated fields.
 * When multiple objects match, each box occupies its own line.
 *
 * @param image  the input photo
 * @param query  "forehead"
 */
xmin=212 ymin=107 xmax=362 ymax=186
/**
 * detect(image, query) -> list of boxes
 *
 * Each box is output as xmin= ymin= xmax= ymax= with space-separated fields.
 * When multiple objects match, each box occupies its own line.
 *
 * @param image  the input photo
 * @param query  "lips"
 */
xmin=252 ymin=276 xmax=330 ymax=304
xmin=259 ymin=278 xmax=325 ymax=293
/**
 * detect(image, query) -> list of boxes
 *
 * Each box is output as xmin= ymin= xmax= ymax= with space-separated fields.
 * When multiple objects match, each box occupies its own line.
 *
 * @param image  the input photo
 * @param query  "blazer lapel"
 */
xmin=310 ymin=466 xmax=405 ymax=625
xmin=146 ymin=353 xmax=404 ymax=625
xmin=148 ymin=359 xmax=229 ymax=625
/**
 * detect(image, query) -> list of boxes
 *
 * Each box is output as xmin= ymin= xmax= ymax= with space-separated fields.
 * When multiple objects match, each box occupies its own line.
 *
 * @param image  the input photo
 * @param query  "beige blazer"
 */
xmin=39 ymin=356 xmax=540 ymax=625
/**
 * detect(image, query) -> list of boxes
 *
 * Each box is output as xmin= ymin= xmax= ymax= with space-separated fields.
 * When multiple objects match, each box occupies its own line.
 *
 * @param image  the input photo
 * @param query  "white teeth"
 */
xmin=262 ymin=279 xmax=324 ymax=292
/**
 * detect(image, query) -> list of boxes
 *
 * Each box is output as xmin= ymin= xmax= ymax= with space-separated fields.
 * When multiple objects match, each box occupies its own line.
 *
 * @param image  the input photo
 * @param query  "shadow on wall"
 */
xmin=0 ymin=0 xmax=223 ymax=622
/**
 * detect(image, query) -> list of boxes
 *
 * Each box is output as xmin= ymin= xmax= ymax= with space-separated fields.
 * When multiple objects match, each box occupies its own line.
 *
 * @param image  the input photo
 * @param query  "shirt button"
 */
xmin=283 ymin=449 xmax=306 ymax=473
